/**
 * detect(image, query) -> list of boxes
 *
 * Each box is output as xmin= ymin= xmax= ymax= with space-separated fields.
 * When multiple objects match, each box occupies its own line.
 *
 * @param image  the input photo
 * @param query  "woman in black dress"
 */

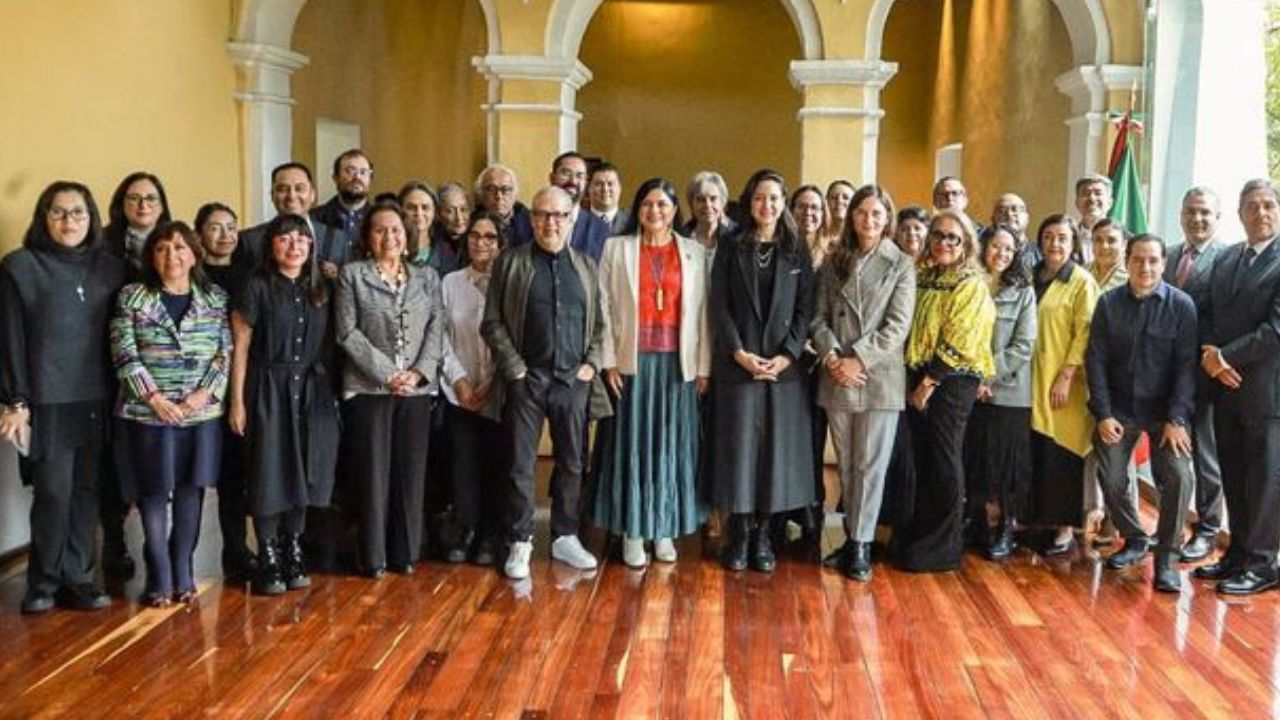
xmin=709 ymin=169 xmax=815 ymax=573
xmin=0 ymin=181 xmax=126 ymax=613
xmin=227 ymin=214 xmax=340 ymax=596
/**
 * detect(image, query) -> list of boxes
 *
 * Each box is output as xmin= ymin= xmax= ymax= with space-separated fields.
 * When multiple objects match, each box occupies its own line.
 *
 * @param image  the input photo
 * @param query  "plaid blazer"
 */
xmin=110 ymin=281 xmax=231 ymax=425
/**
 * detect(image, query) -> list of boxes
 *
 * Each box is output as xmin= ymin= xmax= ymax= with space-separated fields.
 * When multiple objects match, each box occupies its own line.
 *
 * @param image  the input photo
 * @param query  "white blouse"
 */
xmin=440 ymin=267 xmax=499 ymax=420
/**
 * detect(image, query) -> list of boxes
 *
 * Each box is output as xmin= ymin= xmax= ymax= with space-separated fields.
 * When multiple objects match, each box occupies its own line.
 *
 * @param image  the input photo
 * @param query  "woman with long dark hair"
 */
xmin=104 ymin=172 xmax=172 ymax=280
xmin=111 ymin=222 xmax=230 ymax=606
xmin=227 ymin=214 xmax=340 ymax=595
xmin=587 ymin=178 xmax=710 ymax=567
xmin=1 ymin=181 xmax=126 ymax=613
xmin=708 ymin=169 xmax=815 ymax=573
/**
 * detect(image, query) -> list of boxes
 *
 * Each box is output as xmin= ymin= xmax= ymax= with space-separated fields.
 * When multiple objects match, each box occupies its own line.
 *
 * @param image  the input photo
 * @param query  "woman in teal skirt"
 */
xmin=588 ymin=178 xmax=711 ymax=568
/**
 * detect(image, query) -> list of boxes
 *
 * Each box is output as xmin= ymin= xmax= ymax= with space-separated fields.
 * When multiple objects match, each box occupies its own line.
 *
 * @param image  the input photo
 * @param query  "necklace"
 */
xmin=755 ymin=242 xmax=777 ymax=269
xmin=645 ymin=241 xmax=672 ymax=311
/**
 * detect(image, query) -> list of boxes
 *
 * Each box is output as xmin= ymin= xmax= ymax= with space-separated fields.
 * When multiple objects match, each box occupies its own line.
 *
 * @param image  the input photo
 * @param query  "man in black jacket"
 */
xmin=311 ymin=149 xmax=372 ymax=279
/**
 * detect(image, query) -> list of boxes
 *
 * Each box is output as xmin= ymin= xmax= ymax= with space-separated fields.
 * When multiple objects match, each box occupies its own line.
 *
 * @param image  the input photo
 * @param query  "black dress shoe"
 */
xmin=57 ymin=584 xmax=111 ymax=611
xmin=1105 ymin=538 xmax=1151 ymax=569
xmin=1193 ymin=560 xmax=1240 ymax=580
xmin=1042 ymin=536 xmax=1076 ymax=557
xmin=1179 ymin=534 xmax=1214 ymax=562
xmin=843 ymin=542 xmax=872 ymax=582
xmin=1218 ymin=569 xmax=1279 ymax=596
xmin=1152 ymin=553 xmax=1181 ymax=593
xmin=722 ymin=516 xmax=750 ymax=572
xmin=750 ymin=524 xmax=776 ymax=574
xmin=362 ymin=566 xmax=387 ymax=579
xmin=389 ymin=562 xmax=414 ymax=576
xmin=21 ymin=591 xmax=54 ymax=614
xmin=470 ymin=536 xmax=498 ymax=566
xmin=822 ymin=540 xmax=853 ymax=568
xmin=986 ymin=522 xmax=1016 ymax=560
xmin=445 ymin=527 xmax=475 ymax=564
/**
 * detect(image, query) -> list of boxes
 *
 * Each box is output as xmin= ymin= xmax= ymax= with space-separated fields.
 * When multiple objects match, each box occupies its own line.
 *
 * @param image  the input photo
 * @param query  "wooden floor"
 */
xmin=3 ymin=491 xmax=1280 ymax=719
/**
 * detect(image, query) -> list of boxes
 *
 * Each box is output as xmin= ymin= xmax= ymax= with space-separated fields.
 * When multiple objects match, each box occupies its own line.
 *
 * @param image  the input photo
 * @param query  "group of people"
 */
xmin=8 ymin=144 xmax=1279 ymax=616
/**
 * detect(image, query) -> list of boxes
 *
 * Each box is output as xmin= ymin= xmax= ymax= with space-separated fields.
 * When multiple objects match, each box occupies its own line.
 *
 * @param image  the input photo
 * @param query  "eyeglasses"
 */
xmin=482 ymin=185 xmax=515 ymax=197
xmin=340 ymin=166 xmax=373 ymax=179
xmin=125 ymin=194 xmax=161 ymax=206
xmin=531 ymin=210 xmax=571 ymax=224
xmin=273 ymin=233 xmax=312 ymax=247
xmin=468 ymin=231 xmax=500 ymax=243
xmin=929 ymin=231 xmax=964 ymax=246
xmin=48 ymin=207 xmax=89 ymax=222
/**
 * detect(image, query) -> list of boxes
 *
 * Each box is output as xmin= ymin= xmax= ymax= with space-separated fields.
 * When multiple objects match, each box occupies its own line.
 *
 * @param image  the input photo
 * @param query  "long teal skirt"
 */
xmin=586 ymin=352 xmax=705 ymax=539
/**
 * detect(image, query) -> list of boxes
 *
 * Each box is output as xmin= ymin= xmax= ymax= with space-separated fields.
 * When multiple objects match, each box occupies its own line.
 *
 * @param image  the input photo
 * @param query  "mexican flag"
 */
xmin=1107 ymin=112 xmax=1148 ymax=234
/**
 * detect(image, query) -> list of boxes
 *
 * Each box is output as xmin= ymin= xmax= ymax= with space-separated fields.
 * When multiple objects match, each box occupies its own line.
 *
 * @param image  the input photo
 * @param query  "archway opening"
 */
xmin=878 ymin=0 xmax=1074 ymax=220
xmin=576 ymin=0 xmax=803 ymax=197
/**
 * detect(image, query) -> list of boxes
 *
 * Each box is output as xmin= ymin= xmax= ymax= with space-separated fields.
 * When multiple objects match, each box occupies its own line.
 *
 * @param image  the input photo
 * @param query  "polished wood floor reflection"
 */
xmin=3 ymin=493 xmax=1280 ymax=719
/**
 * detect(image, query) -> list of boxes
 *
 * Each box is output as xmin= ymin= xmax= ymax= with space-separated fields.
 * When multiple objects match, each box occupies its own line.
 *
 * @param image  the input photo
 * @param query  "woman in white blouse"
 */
xmin=439 ymin=211 xmax=508 ymax=565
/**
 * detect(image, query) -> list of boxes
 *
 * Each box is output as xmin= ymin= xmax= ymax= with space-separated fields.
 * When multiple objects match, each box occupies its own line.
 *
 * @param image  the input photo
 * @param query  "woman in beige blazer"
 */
xmin=586 ymin=178 xmax=711 ymax=568
xmin=811 ymin=184 xmax=917 ymax=581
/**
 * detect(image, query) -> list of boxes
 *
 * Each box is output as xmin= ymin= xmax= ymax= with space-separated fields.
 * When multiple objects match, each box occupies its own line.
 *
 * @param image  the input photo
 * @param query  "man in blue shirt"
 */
xmin=1085 ymin=233 xmax=1197 ymax=592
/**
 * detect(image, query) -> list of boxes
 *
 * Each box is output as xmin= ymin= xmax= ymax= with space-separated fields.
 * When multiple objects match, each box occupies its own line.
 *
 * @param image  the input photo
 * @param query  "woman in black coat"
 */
xmin=0 ymin=181 xmax=126 ymax=613
xmin=708 ymin=169 xmax=816 ymax=573
xmin=227 ymin=214 xmax=340 ymax=596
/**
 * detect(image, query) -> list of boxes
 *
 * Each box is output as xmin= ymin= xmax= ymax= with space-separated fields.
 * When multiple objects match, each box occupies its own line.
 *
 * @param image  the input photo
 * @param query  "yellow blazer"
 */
xmin=1031 ymin=263 xmax=1099 ymax=457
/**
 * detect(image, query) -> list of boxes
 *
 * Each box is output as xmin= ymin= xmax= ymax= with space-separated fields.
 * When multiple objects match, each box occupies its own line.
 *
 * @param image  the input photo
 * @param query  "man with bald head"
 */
xmin=992 ymin=193 xmax=1037 ymax=267
xmin=482 ymin=186 xmax=605 ymax=581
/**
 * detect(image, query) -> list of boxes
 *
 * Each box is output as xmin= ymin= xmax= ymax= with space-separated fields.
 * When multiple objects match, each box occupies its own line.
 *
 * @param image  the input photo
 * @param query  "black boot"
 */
xmin=1153 ymin=551 xmax=1181 ymax=593
xmin=987 ymin=521 xmax=1016 ymax=560
xmin=750 ymin=518 xmax=776 ymax=573
xmin=844 ymin=541 xmax=872 ymax=582
xmin=722 ymin=514 xmax=750 ymax=572
xmin=281 ymin=534 xmax=311 ymax=590
xmin=253 ymin=538 xmax=287 ymax=596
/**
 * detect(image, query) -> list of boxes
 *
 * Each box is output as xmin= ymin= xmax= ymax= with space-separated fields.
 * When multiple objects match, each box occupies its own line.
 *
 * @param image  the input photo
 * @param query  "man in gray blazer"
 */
xmin=481 ymin=186 xmax=606 ymax=581
xmin=1196 ymin=179 xmax=1280 ymax=595
xmin=1163 ymin=186 xmax=1226 ymax=561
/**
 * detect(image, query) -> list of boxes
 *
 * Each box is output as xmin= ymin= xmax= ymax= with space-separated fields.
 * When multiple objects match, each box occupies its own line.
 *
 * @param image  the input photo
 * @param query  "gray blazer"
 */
xmin=810 ymin=239 xmax=916 ymax=412
xmin=336 ymin=260 xmax=443 ymax=397
xmin=986 ymin=283 xmax=1036 ymax=408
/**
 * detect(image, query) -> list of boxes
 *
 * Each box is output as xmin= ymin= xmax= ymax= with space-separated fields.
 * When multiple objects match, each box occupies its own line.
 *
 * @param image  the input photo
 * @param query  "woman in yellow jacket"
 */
xmin=1029 ymin=214 xmax=1100 ymax=556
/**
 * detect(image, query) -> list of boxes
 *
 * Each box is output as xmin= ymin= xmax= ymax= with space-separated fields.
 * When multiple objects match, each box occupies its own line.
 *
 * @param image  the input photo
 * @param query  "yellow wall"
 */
xmin=577 ymin=0 xmax=802 ymax=203
xmin=0 ymin=0 xmax=240 ymax=251
xmin=291 ymin=0 xmax=488 ymax=198
xmin=879 ymin=0 xmax=1072 ymax=222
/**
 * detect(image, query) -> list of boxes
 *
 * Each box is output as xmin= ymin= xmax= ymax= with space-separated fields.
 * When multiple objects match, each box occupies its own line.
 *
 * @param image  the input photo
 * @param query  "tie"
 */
xmin=1247 ymin=247 xmax=1259 ymax=267
xmin=1175 ymin=248 xmax=1197 ymax=288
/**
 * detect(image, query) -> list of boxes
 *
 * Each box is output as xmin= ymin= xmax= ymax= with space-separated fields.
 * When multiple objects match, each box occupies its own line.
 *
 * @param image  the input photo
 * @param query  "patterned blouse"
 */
xmin=905 ymin=265 xmax=996 ymax=380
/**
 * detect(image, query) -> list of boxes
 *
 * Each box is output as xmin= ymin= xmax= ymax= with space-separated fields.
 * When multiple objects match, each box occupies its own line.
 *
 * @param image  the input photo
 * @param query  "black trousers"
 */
xmin=1214 ymin=406 xmax=1280 ymax=573
xmin=28 ymin=441 xmax=102 ymax=595
xmin=346 ymin=394 xmax=433 ymax=569
xmin=894 ymin=373 xmax=979 ymax=572
xmin=447 ymin=403 xmax=510 ymax=538
xmin=216 ymin=427 xmax=251 ymax=561
xmin=505 ymin=373 xmax=589 ymax=540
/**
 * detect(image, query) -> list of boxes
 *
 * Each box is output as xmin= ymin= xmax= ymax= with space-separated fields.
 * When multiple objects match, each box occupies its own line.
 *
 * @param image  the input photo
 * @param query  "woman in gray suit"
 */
xmin=336 ymin=202 xmax=443 ymax=577
xmin=811 ymin=184 xmax=916 ymax=581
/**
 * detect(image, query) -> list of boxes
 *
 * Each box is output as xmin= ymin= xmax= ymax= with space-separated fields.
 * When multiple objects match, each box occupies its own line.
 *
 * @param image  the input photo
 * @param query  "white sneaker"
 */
xmin=505 ymin=540 xmax=533 ymax=580
xmin=653 ymin=538 xmax=677 ymax=563
xmin=551 ymin=534 xmax=599 ymax=570
xmin=622 ymin=537 xmax=648 ymax=568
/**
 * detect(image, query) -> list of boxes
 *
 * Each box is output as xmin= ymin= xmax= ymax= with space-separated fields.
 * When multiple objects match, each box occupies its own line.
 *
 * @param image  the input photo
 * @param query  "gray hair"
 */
xmin=1181 ymin=185 xmax=1220 ymax=212
xmin=686 ymin=170 xmax=728 ymax=208
xmin=1238 ymin=178 xmax=1280 ymax=208
xmin=1075 ymin=174 xmax=1113 ymax=195
xmin=475 ymin=163 xmax=519 ymax=197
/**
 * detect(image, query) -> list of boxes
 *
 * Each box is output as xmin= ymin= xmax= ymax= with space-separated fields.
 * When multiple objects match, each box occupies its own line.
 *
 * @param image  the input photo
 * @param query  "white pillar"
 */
xmin=471 ymin=54 xmax=593 ymax=162
xmin=788 ymin=59 xmax=898 ymax=185
xmin=227 ymin=41 xmax=309 ymax=225
xmin=1054 ymin=64 xmax=1144 ymax=214
xmin=1149 ymin=0 xmax=1267 ymax=241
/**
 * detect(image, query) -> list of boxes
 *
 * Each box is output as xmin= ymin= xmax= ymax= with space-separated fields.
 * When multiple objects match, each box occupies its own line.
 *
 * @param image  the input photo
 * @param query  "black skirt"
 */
xmin=963 ymin=403 xmax=1031 ymax=521
xmin=1029 ymin=431 xmax=1084 ymax=527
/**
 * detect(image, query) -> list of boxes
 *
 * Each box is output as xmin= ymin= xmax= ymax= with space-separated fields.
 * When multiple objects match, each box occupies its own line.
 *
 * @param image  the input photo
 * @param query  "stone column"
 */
xmin=226 ymin=41 xmax=309 ymax=225
xmin=1054 ymin=64 xmax=1144 ymax=213
xmin=472 ymin=54 xmax=592 ymax=202
xmin=789 ymin=59 xmax=899 ymax=187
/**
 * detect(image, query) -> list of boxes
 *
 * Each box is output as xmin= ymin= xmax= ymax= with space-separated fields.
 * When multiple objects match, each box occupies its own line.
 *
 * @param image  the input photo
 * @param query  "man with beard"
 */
xmin=546 ymin=152 xmax=611 ymax=262
xmin=1073 ymin=174 xmax=1113 ymax=263
xmin=475 ymin=163 xmax=533 ymax=248
xmin=1196 ymin=179 xmax=1280 ymax=595
xmin=1163 ymin=187 xmax=1227 ymax=562
xmin=587 ymin=162 xmax=628 ymax=236
xmin=240 ymin=161 xmax=317 ymax=263
xmin=312 ymin=149 xmax=373 ymax=279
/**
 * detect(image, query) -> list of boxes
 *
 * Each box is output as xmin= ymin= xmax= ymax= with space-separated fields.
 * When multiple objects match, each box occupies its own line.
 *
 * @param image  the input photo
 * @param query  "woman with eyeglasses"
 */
xmin=709 ymin=169 xmax=816 ymax=573
xmin=892 ymin=210 xmax=995 ymax=573
xmin=587 ymin=178 xmax=710 ymax=568
xmin=111 ymin=221 xmax=230 ymax=607
xmin=336 ymin=202 xmax=443 ymax=577
xmin=439 ymin=212 xmax=508 ymax=565
xmin=1 ymin=181 xmax=127 ymax=613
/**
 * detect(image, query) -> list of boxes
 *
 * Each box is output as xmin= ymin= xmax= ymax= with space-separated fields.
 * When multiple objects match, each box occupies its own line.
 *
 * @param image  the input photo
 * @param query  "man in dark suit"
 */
xmin=587 ymin=162 xmax=629 ymax=236
xmin=310 ymin=149 xmax=372 ymax=279
xmin=476 ymin=163 xmax=533 ymax=247
xmin=239 ymin=161 xmax=317 ymax=262
xmin=543 ymin=151 xmax=611 ymax=262
xmin=1196 ymin=178 xmax=1280 ymax=595
xmin=1163 ymin=187 xmax=1227 ymax=561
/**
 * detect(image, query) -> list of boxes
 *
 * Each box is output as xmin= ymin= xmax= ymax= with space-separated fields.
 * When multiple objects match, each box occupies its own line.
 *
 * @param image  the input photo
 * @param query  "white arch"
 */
xmin=234 ymin=0 xmax=502 ymax=53
xmin=865 ymin=0 xmax=1110 ymax=66
xmin=545 ymin=0 xmax=823 ymax=61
